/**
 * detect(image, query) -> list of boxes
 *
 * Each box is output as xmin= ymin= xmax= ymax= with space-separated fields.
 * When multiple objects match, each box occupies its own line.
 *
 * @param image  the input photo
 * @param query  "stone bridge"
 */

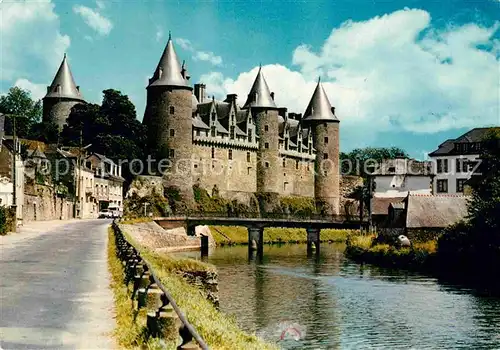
xmin=154 ymin=212 xmax=366 ymax=257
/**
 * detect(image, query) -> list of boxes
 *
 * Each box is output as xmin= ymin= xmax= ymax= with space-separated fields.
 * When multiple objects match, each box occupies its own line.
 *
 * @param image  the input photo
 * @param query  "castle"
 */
xmin=42 ymin=34 xmax=341 ymax=214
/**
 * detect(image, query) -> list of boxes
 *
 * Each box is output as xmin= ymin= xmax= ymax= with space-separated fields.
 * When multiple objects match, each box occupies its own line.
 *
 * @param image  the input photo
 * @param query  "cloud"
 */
xmin=73 ymin=4 xmax=113 ymax=36
xmin=95 ymin=0 xmax=105 ymax=9
xmin=0 ymin=0 xmax=70 ymax=82
xmin=201 ymin=9 xmax=499 ymax=149
xmin=156 ymin=26 xmax=164 ymax=42
xmin=175 ymin=38 xmax=223 ymax=66
xmin=14 ymin=79 xmax=47 ymax=101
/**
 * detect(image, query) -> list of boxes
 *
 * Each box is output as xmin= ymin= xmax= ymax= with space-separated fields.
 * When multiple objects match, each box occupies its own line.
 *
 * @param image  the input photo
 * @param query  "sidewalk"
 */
xmin=0 ymin=219 xmax=105 ymax=247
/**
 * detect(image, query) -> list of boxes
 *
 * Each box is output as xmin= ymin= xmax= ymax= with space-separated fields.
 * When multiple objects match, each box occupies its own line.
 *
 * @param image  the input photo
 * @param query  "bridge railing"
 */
xmin=160 ymin=211 xmax=360 ymax=223
xmin=112 ymin=221 xmax=209 ymax=349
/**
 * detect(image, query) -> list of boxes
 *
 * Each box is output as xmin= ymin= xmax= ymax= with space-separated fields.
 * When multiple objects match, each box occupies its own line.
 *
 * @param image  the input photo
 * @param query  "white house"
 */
xmin=428 ymin=128 xmax=496 ymax=194
xmin=369 ymin=158 xmax=433 ymax=224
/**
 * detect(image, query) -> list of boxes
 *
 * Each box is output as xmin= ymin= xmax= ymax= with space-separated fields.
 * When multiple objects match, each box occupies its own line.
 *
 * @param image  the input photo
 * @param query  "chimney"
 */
xmin=331 ymin=107 xmax=336 ymax=115
xmin=76 ymin=86 xmax=80 ymax=92
xmin=270 ymin=92 xmax=275 ymax=100
xmin=194 ymin=83 xmax=206 ymax=103
xmin=225 ymin=94 xmax=237 ymax=104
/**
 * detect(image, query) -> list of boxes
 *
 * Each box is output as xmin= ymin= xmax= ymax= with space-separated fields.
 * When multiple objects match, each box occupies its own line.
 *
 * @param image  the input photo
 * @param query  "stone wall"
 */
xmin=312 ymin=121 xmax=340 ymax=214
xmin=281 ymin=156 xmax=315 ymax=197
xmin=43 ymin=99 xmax=80 ymax=130
xmin=254 ymin=108 xmax=280 ymax=193
xmin=144 ymin=87 xmax=194 ymax=203
xmin=23 ymin=184 xmax=74 ymax=222
xmin=191 ymin=144 xmax=257 ymax=195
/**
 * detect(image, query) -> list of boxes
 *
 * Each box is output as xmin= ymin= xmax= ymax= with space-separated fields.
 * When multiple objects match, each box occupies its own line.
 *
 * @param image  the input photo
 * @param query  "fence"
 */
xmin=111 ymin=221 xmax=209 ymax=349
xmin=159 ymin=211 xmax=358 ymax=222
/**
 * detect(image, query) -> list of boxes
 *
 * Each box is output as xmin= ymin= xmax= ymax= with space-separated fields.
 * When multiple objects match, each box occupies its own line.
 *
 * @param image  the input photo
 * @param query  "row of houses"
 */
xmin=369 ymin=127 xmax=498 ymax=236
xmin=0 ymin=135 xmax=124 ymax=225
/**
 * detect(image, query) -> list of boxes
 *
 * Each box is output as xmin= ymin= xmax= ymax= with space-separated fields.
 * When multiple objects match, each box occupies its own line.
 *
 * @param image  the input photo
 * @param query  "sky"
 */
xmin=1 ymin=0 xmax=499 ymax=159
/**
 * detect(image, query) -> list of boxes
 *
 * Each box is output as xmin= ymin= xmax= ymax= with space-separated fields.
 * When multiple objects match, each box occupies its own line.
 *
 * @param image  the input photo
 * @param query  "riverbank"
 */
xmin=345 ymin=235 xmax=438 ymax=273
xmin=211 ymin=226 xmax=359 ymax=246
xmin=110 ymin=224 xmax=277 ymax=349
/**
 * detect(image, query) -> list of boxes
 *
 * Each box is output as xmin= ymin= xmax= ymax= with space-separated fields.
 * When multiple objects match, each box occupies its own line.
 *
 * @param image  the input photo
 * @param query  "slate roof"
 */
xmin=429 ymin=128 xmax=499 ymax=156
xmin=44 ymin=54 xmax=85 ymax=101
xmin=303 ymin=80 xmax=338 ymax=123
xmin=371 ymin=197 xmax=405 ymax=216
xmin=406 ymin=195 xmax=468 ymax=228
xmin=242 ymin=66 xmax=277 ymax=109
xmin=192 ymin=116 xmax=209 ymax=129
xmin=148 ymin=35 xmax=190 ymax=89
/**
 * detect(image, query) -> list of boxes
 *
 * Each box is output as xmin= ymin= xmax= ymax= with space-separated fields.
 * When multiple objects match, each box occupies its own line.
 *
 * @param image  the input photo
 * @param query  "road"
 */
xmin=0 ymin=219 xmax=115 ymax=349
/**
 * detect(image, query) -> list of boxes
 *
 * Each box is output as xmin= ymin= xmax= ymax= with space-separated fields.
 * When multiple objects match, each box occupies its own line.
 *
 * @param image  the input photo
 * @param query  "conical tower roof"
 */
xmin=302 ymin=79 xmax=338 ymax=122
xmin=148 ymin=34 xmax=190 ymax=89
xmin=44 ymin=54 xmax=84 ymax=101
xmin=242 ymin=66 xmax=277 ymax=109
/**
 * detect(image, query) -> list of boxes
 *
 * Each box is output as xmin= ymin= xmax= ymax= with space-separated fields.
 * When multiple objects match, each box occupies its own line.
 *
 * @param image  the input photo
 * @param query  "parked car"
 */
xmin=108 ymin=205 xmax=123 ymax=218
xmin=98 ymin=209 xmax=113 ymax=219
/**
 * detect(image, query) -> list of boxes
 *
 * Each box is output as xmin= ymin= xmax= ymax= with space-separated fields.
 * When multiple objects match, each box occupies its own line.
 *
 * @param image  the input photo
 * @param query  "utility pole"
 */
xmin=12 ymin=113 xmax=17 ymax=223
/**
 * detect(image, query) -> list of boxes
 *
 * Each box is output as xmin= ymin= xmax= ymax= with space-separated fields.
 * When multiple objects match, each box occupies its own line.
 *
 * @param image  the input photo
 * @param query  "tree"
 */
xmin=437 ymin=128 xmax=500 ymax=278
xmin=340 ymin=147 xmax=409 ymax=176
xmin=0 ymin=87 xmax=42 ymax=138
xmin=60 ymin=89 xmax=147 ymax=182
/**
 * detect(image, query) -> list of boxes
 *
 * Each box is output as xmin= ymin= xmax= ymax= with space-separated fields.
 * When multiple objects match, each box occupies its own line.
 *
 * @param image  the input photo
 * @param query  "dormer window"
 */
xmin=212 ymin=112 xmax=216 ymax=121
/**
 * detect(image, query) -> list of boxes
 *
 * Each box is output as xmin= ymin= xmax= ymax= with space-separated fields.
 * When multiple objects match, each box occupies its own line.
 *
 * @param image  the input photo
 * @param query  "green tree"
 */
xmin=437 ymin=128 xmax=500 ymax=278
xmin=340 ymin=147 xmax=409 ymax=176
xmin=0 ymin=87 xmax=42 ymax=138
xmin=60 ymin=89 xmax=146 ymax=182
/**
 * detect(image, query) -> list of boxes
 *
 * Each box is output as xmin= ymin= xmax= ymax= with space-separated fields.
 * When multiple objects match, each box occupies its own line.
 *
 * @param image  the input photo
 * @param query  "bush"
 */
xmin=0 ymin=206 xmax=15 ymax=235
xmin=123 ymin=192 xmax=171 ymax=218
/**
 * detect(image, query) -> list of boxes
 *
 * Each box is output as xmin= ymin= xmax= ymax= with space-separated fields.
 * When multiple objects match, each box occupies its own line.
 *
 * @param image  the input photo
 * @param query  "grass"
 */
xmin=107 ymin=227 xmax=168 ymax=349
xmin=120 ymin=217 xmax=153 ymax=225
xmin=211 ymin=226 xmax=359 ymax=245
xmin=345 ymin=233 xmax=438 ymax=271
xmin=119 ymin=225 xmax=278 ymax=350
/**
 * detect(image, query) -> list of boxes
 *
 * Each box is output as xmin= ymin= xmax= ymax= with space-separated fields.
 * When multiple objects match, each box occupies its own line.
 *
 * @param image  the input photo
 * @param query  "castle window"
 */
xmin=169 ymin=106 xmax=175 ymax=114
xmin=230 ymin=126 xmax=235 ymax=140
xmin=282 ymin=158 xmax=286 ymax=167
xmin=265 ymin=142 xmax=269 ymax=149
xmin=248 ymin=129 xmax=253 ymax=142
xmin=170 ymin=129 xmax=175 ymax=137
xmin=247 ymin=152 xmax=251 ymax=162
xmin=247 ymin=167 xmax=251 ymax=175
xmin=265 ymin=162 xmax=269 ymax=168
xmin=265 ymin=125 xmax=269 ymax=132
xmin=285 ymin=139 xmax=288 ymax=150
xmin=211 ymin=147 xmax=215 ymax=158
xmin=196 ymin=130 xmax=200 ymax=136
xmin=323 ymin=153 xmax=328 ymax=160
xmin=228 ymin=149 xmax=233 ymax=160
xmin=296 ymin=160 xmax=299 ymax=169
xmin=211 ymin=112 xmax=216 ymax=121
xmin=169 ymin=149 xmax=175 ymax=158
xmin=284 ymin=173 xmax=286 ymax=177
xmin=324 ymin=136 xmax=329 ymax=144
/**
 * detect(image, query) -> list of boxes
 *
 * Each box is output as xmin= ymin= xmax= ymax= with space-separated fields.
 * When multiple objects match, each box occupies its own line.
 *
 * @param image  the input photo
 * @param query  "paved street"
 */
xmin=0 ymin=219 xmax=115 ymax=349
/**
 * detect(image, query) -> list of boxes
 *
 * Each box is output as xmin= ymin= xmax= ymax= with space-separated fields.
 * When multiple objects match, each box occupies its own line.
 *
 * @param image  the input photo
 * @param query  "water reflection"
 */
xmin=174 ymin=244 xmax=500 ymax=349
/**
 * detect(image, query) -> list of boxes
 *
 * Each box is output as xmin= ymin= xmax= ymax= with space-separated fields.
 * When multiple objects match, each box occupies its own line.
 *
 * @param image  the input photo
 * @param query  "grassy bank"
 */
xmin=211 ymin=226 xmax=359 ymax=246
xmin=116 ymin=225 xmax=277 ymax=350
xmin=107 ymin=227 xmax=166 ymax=349
xmin=345 ymin=234 xmax=437 ymax=272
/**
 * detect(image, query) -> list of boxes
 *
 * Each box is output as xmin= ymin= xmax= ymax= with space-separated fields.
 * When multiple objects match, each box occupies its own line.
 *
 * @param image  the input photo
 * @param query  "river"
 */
xmin=175 ymin=243 xmax=500 ymax=349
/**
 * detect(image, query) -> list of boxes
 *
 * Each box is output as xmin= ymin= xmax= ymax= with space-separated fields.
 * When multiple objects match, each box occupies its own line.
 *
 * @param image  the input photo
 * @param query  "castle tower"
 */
xmin=43 ymin=54 xmax=85 ymax=130
xmin=303 ymin=79 xmax=340 ymax=215
xmin=242 ymin=66 xmax=280 ymax=194
xmin=143 ymin=34 xmax=194 ymax=204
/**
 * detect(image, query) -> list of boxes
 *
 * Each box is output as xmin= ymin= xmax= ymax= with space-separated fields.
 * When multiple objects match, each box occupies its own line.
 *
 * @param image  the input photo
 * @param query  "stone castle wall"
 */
xmin=255 ymin=108 xmax=281 ymax=193
xmin=312 ymin=121 xmax=340 ymax=214
xmin=192 ymin=144 xmax=257 ymax=195
xmin=43 ymin=99 xmax=81 ymax=130
xmin=23 ymin=184 xmax=74 ymax=222
xmin=144 ymin=87 xmax=194 ymax=203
